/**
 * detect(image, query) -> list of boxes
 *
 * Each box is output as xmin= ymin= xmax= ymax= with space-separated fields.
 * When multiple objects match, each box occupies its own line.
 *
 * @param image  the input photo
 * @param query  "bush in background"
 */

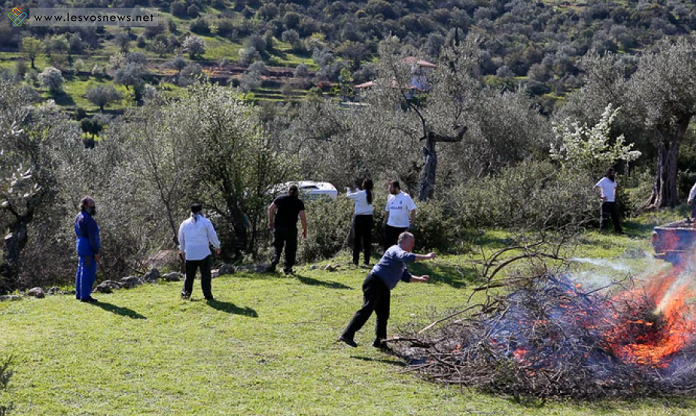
xmin=0 ymin=355 xmax=13 ymax=416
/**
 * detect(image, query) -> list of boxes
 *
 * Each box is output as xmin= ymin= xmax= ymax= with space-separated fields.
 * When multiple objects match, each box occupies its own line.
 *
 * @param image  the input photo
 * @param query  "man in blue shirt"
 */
xmin=74 ymin=196 xmax=100 ymax=302
xmin=339 ymin=232 xmax=435 ymax=349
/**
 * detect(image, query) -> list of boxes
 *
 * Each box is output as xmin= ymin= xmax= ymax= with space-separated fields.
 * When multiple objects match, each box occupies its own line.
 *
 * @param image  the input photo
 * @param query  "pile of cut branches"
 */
xmin=390 ymin=237 xmax=696 ymax=399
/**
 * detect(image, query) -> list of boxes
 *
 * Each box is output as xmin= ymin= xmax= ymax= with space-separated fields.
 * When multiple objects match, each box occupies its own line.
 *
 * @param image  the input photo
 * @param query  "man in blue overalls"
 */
xmin=75 ymin=196 xmax=100 ymax=302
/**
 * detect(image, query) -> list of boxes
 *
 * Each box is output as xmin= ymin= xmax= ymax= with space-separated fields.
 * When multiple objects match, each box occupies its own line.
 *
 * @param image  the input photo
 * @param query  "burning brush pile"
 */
xmin=393 ymin=250 xmax=696 ymax=399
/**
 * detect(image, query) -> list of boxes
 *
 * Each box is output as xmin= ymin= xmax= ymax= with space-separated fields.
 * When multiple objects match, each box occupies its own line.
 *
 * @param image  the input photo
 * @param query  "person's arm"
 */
xmin=394 ymin=250 xmax=435 ymax=263
xmin=268 ymin=202 xmax=277 ymax=230
xmin=346 ymin=188 xmax=360 ymax=200
xmin=409 ymin=209 xmax=417 ymax=226
xmin=383 ymin=199 xmax=390 ymax=223
xmin=593 ymin=179 xmax=606 ymax=201
xmin=87 ymin=218 xmax=100 ymax=261
xmin=206 ymin=220 xmax=222 ymax=255
xmin=400 ymin=269 xmax=429 ymax=283
xmin=414 ymin=252 xmax=436 ymax=261
xmin=178 ymin=222 xmax=186 ymax=260
xmin=299 ymin=210 xmax=307 ymax=239
xmin=689 ymin=183 xmax=696 ymax=204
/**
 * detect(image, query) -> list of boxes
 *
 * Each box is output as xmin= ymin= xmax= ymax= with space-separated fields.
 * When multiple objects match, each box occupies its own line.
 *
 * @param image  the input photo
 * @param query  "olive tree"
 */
xmin=627 ymin=36 xmax=696 ymax=208
xmin=86 ymin=84 xmax=122 ymax=112
xmin=113 ymin=83 xmax=294 ymax=259
xmin=0 ymin=82 xmax=82 ymax=292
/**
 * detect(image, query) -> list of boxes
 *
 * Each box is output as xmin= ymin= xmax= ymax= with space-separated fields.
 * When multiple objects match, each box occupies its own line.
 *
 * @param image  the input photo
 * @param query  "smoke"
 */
xmin=570 ymin=257 xmax=631 ymax=272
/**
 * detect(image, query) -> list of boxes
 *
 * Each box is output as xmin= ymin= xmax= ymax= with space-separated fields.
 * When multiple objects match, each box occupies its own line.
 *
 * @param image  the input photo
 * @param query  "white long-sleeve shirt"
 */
xmin=689 ymin=183 xmax=696 ymax=203
xmin=346 ymin=188 xmax=374 ymax=215
xmin=178 ymin=214 xmax=221 ymax=261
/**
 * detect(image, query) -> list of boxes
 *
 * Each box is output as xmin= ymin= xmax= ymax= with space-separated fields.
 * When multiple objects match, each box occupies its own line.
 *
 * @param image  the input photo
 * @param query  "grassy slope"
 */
xmin=1 ymin=212 xmax=696 ymax=415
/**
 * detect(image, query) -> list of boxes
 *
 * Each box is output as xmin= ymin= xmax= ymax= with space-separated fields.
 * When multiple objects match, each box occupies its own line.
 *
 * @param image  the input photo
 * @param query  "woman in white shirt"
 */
xmin=347 ymin=179 xmax=374 ymax=266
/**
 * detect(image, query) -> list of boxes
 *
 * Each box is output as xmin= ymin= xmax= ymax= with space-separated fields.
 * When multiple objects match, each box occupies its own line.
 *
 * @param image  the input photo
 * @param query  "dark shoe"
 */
xmin=283 ymin=268 xmax=295 ymax=275
xmin=373 ymin=339 xmax=389 ymax=350
xmin=339 ymin=336 xmax=357 ymax=348
xmin=181 ymin=292 xmax=191 ymax=300
xmin=264 ymin=264 xmax=277 ymax=273
xmin=80 ymin=297 xmax=98 ymax=303
xmin=205 ymin=297 xmax=215 ymax=301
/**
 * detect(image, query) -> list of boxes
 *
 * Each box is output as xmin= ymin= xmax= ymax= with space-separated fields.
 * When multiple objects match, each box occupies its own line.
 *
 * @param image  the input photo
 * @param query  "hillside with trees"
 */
xmin=0 ymin=0 xmax=695 ymax=112
xmin=0 ymin=0 xmax=695 ymax=294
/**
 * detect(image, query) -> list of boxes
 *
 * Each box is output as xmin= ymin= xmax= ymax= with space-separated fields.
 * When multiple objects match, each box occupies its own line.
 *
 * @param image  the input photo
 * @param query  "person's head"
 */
xmin=398 ymin=231 xmax=415 ymax=252
xmin=79 ymin=196 xmax=96 ymax=216
xmin=363 ymin=178 xmax=374 ymax=204
xmin=288 ymin=184 xmax=299 ymax=198
xmin=605 ymin=167 xmax=615 ymax=181
xmin=389 ymin=180 xmax=401 ymax=195
xmin=190 ymin=203 xmax=203 ymax=221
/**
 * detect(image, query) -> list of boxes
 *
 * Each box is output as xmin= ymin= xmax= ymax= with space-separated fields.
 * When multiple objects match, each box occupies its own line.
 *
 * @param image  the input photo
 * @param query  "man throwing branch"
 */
xmin=339 ymin=231 xmax=435 ymax=349
xmin=268 ymin=184 xmax=307 ymax=275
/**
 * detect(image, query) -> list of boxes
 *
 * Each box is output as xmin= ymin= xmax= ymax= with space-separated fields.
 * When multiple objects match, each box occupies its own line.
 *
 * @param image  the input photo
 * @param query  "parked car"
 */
xmin=269 ymin=181 xmax=338 ymax=200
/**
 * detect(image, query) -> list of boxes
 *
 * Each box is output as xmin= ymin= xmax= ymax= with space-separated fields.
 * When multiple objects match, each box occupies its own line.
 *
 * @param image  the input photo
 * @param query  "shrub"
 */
xmin=409 ymin=199 xmax=460 ymax=253
xmin=0 ymin=355 xmax=13 ymax=416
xmin=297 ymin=196 xmax=354 ymax=263
xmin=446 ymin=160 xmax=596 ymax=231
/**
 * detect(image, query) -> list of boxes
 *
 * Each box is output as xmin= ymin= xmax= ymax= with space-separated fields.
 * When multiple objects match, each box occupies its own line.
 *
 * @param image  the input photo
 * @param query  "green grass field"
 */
xmin=2 ymin=213 xmax=696 ymax=415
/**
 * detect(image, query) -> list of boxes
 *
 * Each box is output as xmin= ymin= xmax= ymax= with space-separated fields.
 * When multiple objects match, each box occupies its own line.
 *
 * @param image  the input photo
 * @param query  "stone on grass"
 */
xmin=143 ymin=268 xmax=161 ymax=283
xmin=162 ymin=272 xmax=183 ymax=282
xmin=27 ymin=287 xmax=45 ymax=298
xmin=94 ymin=280 xmax=122 ymax=294
xmin=119 ymin=276 xmax=144 ymax=289
xmin=218 ymin=263 xmax=235 ymax=276
xmin=0 ymin=295 xmax=21 ymax=301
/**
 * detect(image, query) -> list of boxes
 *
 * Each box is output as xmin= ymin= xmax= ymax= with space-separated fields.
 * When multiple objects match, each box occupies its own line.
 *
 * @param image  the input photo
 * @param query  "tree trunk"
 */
xmin=0 ymin=211 xmax=33 ymax=294
xmin=644 ymin=116 xmax=692 ymax=209
xmin=418 ymin=137 xmax=437 ymax=201
xmin=417 ymin=125 xmax=467 ymax=202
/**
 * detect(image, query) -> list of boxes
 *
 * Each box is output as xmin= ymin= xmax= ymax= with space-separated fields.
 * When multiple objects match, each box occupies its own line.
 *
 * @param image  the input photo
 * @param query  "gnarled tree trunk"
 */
xmin=644 ymin=115 xmax=692 ymax=210
xmin=418 ymin=125 xmax=467 ymax=201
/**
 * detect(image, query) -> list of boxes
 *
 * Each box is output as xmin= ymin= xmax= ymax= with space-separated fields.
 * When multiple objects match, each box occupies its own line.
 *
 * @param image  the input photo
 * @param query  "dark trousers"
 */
xmin=271 ymin=226 xmax=298 ymax=272
xmin=384 ymin=225 xmax=408 ymax=250
xmin=76 ymin=255 xmax=97 ymax=300
xmin=600 ymin=201 xmax=622 ymax=233
xmin=183 ymin=255 xmax=213 ymax=299
xmin=342 ymin=273 xmax=391 ymax=344
xmin=353 ymin=215 xmax=373 ymax=265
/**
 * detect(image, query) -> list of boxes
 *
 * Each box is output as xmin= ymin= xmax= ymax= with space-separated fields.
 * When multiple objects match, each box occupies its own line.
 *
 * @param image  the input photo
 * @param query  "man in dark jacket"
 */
xmin=75 ymin=196 xmax=100 ymax=302
xmin=267 ymin=184 xmax=307 ymax=275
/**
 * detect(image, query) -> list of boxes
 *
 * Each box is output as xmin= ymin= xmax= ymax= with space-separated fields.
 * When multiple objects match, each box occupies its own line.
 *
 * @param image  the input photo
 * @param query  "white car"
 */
xmin=270 ymin=181 xmax=338 ymax=200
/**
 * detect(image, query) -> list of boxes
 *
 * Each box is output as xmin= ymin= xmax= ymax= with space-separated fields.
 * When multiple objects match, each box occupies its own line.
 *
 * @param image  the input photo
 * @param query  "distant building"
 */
xmin=354 ymin=56 xmax=437 ymax=99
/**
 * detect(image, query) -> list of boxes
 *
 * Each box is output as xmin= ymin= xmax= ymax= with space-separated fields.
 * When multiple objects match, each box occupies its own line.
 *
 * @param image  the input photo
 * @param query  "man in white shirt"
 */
xmin=687 ymin=181 xmax=696 ymax=219
xmin=178 ymin=203 xmax=222 ymax=300
xmin=593 ymin=168 xmax=623 ymax=234
xmin=383 ymin=180 xmax=417 ymax=249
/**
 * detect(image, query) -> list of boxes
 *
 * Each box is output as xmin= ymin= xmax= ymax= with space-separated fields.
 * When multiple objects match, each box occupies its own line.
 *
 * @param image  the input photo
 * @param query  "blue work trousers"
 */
xmin=76 ymin=255 xmax=97 ymax=300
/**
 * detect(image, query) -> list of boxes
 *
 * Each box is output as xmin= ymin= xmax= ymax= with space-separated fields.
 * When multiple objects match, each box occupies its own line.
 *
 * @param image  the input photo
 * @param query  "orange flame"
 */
xmin=606 ymin=269 xmax=696 ymax=368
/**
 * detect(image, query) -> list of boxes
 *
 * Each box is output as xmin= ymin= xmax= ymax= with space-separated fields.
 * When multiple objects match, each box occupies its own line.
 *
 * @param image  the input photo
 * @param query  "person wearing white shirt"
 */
xmin=383 ymin=180 xmax=417 ymax=249
xmin=593 ymin=168 xmax=623 ymax=234
xmin=178 ymin=203 xmax=221 ymax=300
xmin=347 ymin=178 xmax=374 ymax=266
xmin=687 ymin=182 xmax=696 ymax=219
